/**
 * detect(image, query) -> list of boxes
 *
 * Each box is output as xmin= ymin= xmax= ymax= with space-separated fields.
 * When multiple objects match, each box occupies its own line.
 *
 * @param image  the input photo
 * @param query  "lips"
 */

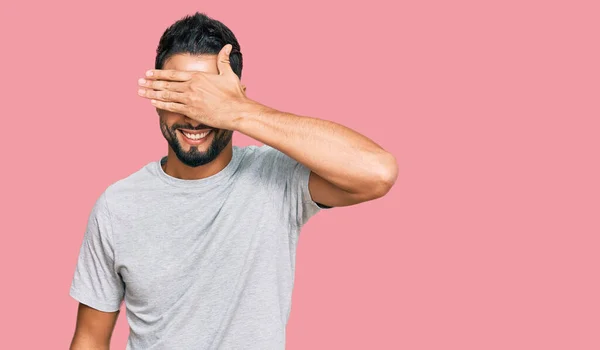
xmin=181 ymin=130 xmax=210 ymax=139
xmin=177 ymin=128 xmax=213 ymax=145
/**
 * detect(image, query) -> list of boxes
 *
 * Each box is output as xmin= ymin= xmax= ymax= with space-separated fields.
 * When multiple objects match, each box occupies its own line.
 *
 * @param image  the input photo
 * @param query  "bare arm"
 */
xmin=139 ymin=45 xmax=399 ymax=207
xmin=233 ymin=102 xmax=398 ymax=207
xmin=70 ymin=303 xmax=119 ymax=350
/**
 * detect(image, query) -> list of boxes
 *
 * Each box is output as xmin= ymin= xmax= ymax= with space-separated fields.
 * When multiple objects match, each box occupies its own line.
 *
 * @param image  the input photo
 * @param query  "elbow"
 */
xmin=70 ymin=334 xmax=110 ymax=350
xmin=378 ymin=153 xmax=399 ymax=196
xmin=367 ymin=152 xmax=399 ymax=200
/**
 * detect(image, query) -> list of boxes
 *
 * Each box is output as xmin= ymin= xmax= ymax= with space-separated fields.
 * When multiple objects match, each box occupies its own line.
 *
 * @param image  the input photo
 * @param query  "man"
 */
xmin=69 ymin=12 xmax=397 ymax=350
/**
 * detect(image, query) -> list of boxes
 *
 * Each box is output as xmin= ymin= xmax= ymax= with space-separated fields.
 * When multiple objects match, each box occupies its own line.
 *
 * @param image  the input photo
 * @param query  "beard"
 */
xmin=160 ymin=119 xmax=233 ymax=167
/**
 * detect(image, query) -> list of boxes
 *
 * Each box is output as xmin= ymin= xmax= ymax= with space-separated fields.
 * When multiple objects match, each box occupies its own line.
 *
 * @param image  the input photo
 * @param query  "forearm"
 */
xmin=233 ymin=100 xmax=398 ymax=195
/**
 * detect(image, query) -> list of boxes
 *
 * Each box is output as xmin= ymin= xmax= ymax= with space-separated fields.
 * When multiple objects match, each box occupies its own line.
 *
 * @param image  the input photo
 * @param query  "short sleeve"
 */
xmin=258 ymin=145 xmax=326 ymax=228
xmin=69 ymin=191 xmax=124 ymax=312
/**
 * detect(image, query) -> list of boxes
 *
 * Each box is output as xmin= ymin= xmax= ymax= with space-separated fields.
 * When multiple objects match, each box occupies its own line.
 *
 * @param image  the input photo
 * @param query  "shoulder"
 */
xmin=98 ymin=160 xmax=159 ymax=211
xmin=236 ymin=144 xmax=280 ymax=161
xmin=235 ymin=144 xmax=297 ymax=178
xmin=237 ymin=144 xmax=297 ymax=167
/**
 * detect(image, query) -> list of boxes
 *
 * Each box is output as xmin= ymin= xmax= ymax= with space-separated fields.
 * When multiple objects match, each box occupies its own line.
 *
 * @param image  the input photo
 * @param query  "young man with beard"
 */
xmin=69 ymin=12 xmax=398 ymax=350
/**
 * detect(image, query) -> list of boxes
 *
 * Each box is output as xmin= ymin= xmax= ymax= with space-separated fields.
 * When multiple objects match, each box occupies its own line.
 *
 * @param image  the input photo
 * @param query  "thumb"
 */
xmin=217 ymin=44 xmax=235 ymax=76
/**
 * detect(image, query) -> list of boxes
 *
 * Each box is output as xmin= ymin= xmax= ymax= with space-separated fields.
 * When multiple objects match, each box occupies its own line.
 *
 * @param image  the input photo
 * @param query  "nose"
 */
xmin=183 ymin=116 xmax=202 ymax=128
xmin=183 ymin=116 xmax=213 ymax=130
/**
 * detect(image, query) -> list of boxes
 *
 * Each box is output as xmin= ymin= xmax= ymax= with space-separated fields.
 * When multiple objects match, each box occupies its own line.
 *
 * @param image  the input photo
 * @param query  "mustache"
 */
xmin=171 ymin=123 xmax=215 ymax=131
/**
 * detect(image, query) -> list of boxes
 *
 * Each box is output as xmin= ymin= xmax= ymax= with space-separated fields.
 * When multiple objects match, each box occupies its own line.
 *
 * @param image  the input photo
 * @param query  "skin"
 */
xmin=70 ymin=304 xmax=118 ymax=349
xmin=71 ymin=44 xmax=398 ymax=347
xmin=155 ymin=53 xmax=248 ymax=177
xmin=138 ymin=44 xmax=398 ymax=207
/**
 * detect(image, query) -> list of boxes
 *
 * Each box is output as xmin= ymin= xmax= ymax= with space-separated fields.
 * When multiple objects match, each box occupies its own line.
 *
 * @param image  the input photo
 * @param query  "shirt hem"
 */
xmin=69 ymin=285 xmax=122 ymax=312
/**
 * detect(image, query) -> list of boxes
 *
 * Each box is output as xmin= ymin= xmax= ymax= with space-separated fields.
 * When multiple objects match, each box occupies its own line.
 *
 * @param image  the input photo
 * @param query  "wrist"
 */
xmin=229 ymin=98 xmax=270 ymax=131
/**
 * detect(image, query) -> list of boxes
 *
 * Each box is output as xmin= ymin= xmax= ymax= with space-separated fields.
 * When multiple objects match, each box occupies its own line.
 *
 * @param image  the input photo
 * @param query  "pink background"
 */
xmin=1 ymin=0 xmax=599 ymax=349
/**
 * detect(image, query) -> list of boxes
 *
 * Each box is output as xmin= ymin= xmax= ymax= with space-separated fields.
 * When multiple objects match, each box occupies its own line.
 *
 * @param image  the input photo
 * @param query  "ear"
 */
xmin=242 ymin=84 xmax=247 ymax=94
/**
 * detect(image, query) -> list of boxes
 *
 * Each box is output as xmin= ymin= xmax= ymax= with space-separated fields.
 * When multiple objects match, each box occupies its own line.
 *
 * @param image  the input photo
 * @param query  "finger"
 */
xmin=145 ymin=69 xmax=193 ymax=81
xmin=217 ymin=44 xmax=235 ymax=76
xmin=138 ymin=78 xmax=187 ymax=92
xmin=138 ymin=88 xmax=188 ymax=103
xmin=150 ymin=99 xmax=188 ymax=114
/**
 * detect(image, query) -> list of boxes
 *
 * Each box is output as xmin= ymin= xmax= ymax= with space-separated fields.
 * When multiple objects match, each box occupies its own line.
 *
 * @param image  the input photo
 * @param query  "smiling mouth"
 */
xmin=177 ymin=128 xmax=213 ymax=144
xmin=181 ymin=130 xmax=211 ymax=140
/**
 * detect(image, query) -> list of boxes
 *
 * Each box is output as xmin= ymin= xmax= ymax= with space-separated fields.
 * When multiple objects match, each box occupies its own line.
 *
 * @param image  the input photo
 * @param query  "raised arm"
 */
xmin=138 ymin=44 xmax=398 ymax=208
xmin=232 ymin=105 xmax=398 ymax=207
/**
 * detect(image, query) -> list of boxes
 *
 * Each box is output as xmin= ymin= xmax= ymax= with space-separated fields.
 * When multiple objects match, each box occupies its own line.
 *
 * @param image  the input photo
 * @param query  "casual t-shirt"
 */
xmin=69 ymin=145 xmax=325 ymax=349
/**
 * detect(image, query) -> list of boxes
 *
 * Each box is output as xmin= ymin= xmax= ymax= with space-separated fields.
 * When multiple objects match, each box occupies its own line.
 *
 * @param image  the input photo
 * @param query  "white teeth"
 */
xmin=182 ymin=131 xmax=210 ymax=140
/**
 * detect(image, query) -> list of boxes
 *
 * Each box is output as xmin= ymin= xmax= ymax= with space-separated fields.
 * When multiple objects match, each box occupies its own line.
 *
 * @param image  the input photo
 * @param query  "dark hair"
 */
xmin=155 ymin=12 xmax=243 ymax=79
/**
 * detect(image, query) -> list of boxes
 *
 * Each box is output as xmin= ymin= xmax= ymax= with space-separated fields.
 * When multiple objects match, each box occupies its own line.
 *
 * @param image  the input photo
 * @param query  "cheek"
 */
xmin=159 ymin=110 xmax=187 ymax=127
xmin=159 ymin=109 xmax=185 ymax=120
xmin=214 ymin=130 xmax=232 ymax=142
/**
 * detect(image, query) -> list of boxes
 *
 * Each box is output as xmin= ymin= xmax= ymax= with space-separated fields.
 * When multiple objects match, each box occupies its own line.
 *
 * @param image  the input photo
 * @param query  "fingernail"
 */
xmin=138 ymin=89 xmax=144 ymax=95
xmin=146 ymin=70 xmax=153 ymax=76
xmin=138 ymin=78 xmax=146 ymax=85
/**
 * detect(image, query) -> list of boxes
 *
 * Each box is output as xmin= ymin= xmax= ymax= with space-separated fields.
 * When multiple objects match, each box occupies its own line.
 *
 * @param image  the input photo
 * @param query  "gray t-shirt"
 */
xmin=70 ymin=145 xmax=324 ymax=349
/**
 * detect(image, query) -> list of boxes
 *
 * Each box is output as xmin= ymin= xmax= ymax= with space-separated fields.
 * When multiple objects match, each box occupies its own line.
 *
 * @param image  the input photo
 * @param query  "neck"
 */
xmin=162 ymin=143 xmax=233 ymax=180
